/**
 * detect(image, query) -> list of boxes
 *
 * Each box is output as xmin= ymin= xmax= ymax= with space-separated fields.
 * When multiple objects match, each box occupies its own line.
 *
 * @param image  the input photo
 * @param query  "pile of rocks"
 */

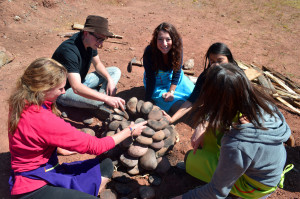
xmin=105 ymin=97 xmax=178 ymax=176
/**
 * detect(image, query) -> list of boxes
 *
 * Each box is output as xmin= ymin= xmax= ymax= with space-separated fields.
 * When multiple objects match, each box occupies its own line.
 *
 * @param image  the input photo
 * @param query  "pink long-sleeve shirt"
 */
xmin=8 ymin=101 xmax=115 ymax=195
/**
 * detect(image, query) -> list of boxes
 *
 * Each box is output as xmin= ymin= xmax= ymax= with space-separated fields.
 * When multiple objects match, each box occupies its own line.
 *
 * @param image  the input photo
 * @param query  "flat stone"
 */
xmin=109 ymin=120 xmax=121 ymax=131
xmin=142 ymin=127 xmax=155 ymax=137
xmin=139 ymin=148 xmax=157 ymax=170
xmin=112 ymin=171 xmax=132 ymax=183
xmin=81 ymin=128 xmax=95 ymax=136
xmin=155 ymin=147 xmax=168 ymax=158
xmin=136 ymin=100 xmax=144 ymax=113
xmin=139 ymin=186 xmax=155 ymax=199
xmin=128 ymin=143 xmax=148 ymax=158
xmin=135 ymin=118 xmax=145 ymax=124
xmin=83 ymin=118 xmax=94 ymax=125
xmin=120 ymin=121 xmax=130 ymax=130
xmin=136 ymin=135 xmax=153 ymax=145
xmin=150 ymin=140 xmax=164 ymax=150
xmin=163 ymin=128 xmax=171 ymax=138
xmin=155 ymin=156 xmax=170 ymax=174
xmin=152 ymin=105 xmax=161 ymax=111
xmin=127 ymin=164 xmax=140 ymax=175
xmin=99 ymin=189 xmax=117 ymax=199
xmin=120 ymin=153 xmax=138 ymax=168
xmin=148 ymin=109 xmax=163 ymax=121
xmin=127 ymin=97 xmax=138 ymax=114
xmin=113 ymin=108 xmax=129 ymax=119
xmin=183 ymin=58 xmax=194 ymax=70
xmin=141 ymin=101 xmax=153 ymax=115
xmin=147 ymin=120 xmax=168 ymax=131
xmin=152 ymin=130 xmax=165 ymax=141
xmin=110 ymin=114 xmax=125 ymax=121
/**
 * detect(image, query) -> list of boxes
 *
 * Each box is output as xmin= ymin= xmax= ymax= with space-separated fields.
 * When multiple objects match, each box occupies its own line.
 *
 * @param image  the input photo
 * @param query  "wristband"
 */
xmin=128 ymin=126 xmax=135 ymax=141
xmin=169 ymin=90 xmax=175 ymax=95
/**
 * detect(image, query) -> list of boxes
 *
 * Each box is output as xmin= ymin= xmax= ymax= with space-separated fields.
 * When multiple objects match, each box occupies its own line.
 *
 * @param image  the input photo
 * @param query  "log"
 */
xmin=57 ymin=31 xmax=77 ymax=38
xmin=262 ymin=65 xmax=300 ymax=89
xmin=183 ymin=70 xmax=195 ymax=75
xmin=244 ymin=68 xmax=262 ymax=81
xmin=264 ymin=71 xmax=296 ymax=94
xmin=275 ymin=96 xmax=300 ymax=115
xmin=72 ymin=23 xmax=84 ymax=30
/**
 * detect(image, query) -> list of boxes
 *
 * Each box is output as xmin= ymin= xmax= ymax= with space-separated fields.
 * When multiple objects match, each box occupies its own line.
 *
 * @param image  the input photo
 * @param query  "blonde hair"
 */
xmin=8 ymin=58 xmax=67 ymax=134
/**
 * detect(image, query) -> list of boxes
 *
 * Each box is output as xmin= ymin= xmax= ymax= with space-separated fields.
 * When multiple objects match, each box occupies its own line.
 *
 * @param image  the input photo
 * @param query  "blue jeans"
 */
xmin=57 ymin=67 xmax=121 ymax=109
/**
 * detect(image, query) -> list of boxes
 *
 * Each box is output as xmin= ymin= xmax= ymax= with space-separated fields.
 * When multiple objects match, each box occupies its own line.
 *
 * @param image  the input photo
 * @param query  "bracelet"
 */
xmin=128 ymin=126 xmax=135 ymax=141
xmin=169 ymin=90 xmax=175 ymax=95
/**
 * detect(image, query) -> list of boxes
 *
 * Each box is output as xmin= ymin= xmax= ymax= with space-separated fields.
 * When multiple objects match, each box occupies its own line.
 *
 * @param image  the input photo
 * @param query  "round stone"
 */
xmin=120 ymin=121 xmax=130 ymax=130
xmin=148 ymin=109 xmax=163 ymax=121
xmin=150 ymin=140 xmax=164 ymax=150
xmin=136 ymin=100 xmax=144 ymax=113
xmin=81 ymin=128 xmax=95 ymax=136
xmin=141 ymin=101 xmax=153 ymax=115
xmin=120 ymin=153 xmax=138 ymax=168
xmin=127 ymin=164 xmax=140 ymax=175
xmin=136 ymin=135 xmax=153 ymax=145
xmin=139 ymin=186 xmax=155 ymax=199
xmin=109 ymin=120 xmax=121 ymax=131
xmin=127 ymin=97 xmax=138 ymax=114
xmin=152 ymin=130 xmax=165 ymax=141
xmin=142 ymin=127 xmax=155 ymax=137
xmin=147 ymin=120 xmax=168 ymax=131
xmin=135 ymin=118 xmax=145 ymax=124
xmin=128 ymin=143 xmax=148 ymax=158
xmin=163 ymin=128 xmax=171 ymax=138
xmin=155 ymin=156 xmax=171 ymax=174
xmin=110 ymin=114 xmax=125 ymax=121
xmin=139 ymin=149 xmax=157 ymax=170
xmin=155 ymin=147 xmax=168 ymax=158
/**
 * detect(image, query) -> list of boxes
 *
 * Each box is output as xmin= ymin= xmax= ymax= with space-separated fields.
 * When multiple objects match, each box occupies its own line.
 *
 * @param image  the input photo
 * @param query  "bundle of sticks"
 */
xmin=237 ymin=60 xmax=300 ymax=115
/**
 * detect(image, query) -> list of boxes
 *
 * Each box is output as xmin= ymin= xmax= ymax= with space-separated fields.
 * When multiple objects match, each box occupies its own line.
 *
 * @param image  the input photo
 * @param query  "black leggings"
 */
xmin=16 ymin=185 xmax=98 ymax=199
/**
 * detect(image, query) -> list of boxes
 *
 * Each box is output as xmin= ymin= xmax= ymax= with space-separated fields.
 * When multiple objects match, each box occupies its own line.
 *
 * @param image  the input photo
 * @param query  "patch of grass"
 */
xmin=282 ymin=0 xmax=300 ymax=9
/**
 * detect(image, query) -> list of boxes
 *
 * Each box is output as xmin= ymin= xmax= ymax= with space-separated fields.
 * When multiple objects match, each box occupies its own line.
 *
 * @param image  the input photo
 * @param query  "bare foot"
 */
xmin=57 ymin=147 xmax=77 ymax=156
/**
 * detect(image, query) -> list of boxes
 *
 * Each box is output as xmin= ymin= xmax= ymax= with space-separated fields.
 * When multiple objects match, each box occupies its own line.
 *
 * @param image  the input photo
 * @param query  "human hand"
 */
xmin=106 ymin=96 xmax=125 ymax=111
xmin=239 ymin=115 xmax=250 ymax=124
xmin=162 ymin=92 xmax=174 ymax=102
xmin=191 ymin=123 xmax=207 ymax=154
xmin=106 ymin=80 xmax=117 ymax=96
xmin=162 ymin=110 xmax=172 ymax=123
xmin=129 ymin=121 xmax=148 ymax=136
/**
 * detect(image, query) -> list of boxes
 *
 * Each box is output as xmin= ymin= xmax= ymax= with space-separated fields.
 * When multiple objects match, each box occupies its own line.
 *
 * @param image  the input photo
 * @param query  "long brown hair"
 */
xmin=191 ymin=63 xmax=280 ymax=132
xmin=150 ymin=22 xmax=182 ymax=73
xmin=8 ymin=58 xmax=67 ymax=134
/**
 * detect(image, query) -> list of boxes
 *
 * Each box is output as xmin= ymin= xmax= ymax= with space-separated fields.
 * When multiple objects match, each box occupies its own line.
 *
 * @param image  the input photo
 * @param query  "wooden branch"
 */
xmin=183 ymin=70 xmax=195 ymax=75
xmin=275 ymin=96 xmax=300 ymax=115
xmin=262 ymin=65 xmax=300 ymax=89
xmin=57 ymin=31 xmax=77 ymax=37
xmin=264 ymin=71 xmax=296 ymax=94
xmin=244 ymin=68 xmax=262 ymax=81
xmin=236 ymin=60 xmax=249 ymax=70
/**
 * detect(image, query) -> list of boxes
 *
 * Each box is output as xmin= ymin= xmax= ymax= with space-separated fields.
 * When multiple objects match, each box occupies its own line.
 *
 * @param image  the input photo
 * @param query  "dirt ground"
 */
xmin=0 ymin=0 xmax=299 ymax=198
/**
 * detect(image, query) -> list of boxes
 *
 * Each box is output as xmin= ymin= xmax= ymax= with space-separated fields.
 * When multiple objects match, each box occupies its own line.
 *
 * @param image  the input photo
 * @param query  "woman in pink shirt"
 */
xmin=8 ymin=58 xmax=147 ymax=198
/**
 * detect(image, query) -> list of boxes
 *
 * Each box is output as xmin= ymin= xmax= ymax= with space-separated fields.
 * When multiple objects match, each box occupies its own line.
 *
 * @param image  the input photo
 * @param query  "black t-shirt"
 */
xmin=52 ymin=32 xmax=98 ymax=90
xmin=187 ymin=70 xmax=207 ymax=103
